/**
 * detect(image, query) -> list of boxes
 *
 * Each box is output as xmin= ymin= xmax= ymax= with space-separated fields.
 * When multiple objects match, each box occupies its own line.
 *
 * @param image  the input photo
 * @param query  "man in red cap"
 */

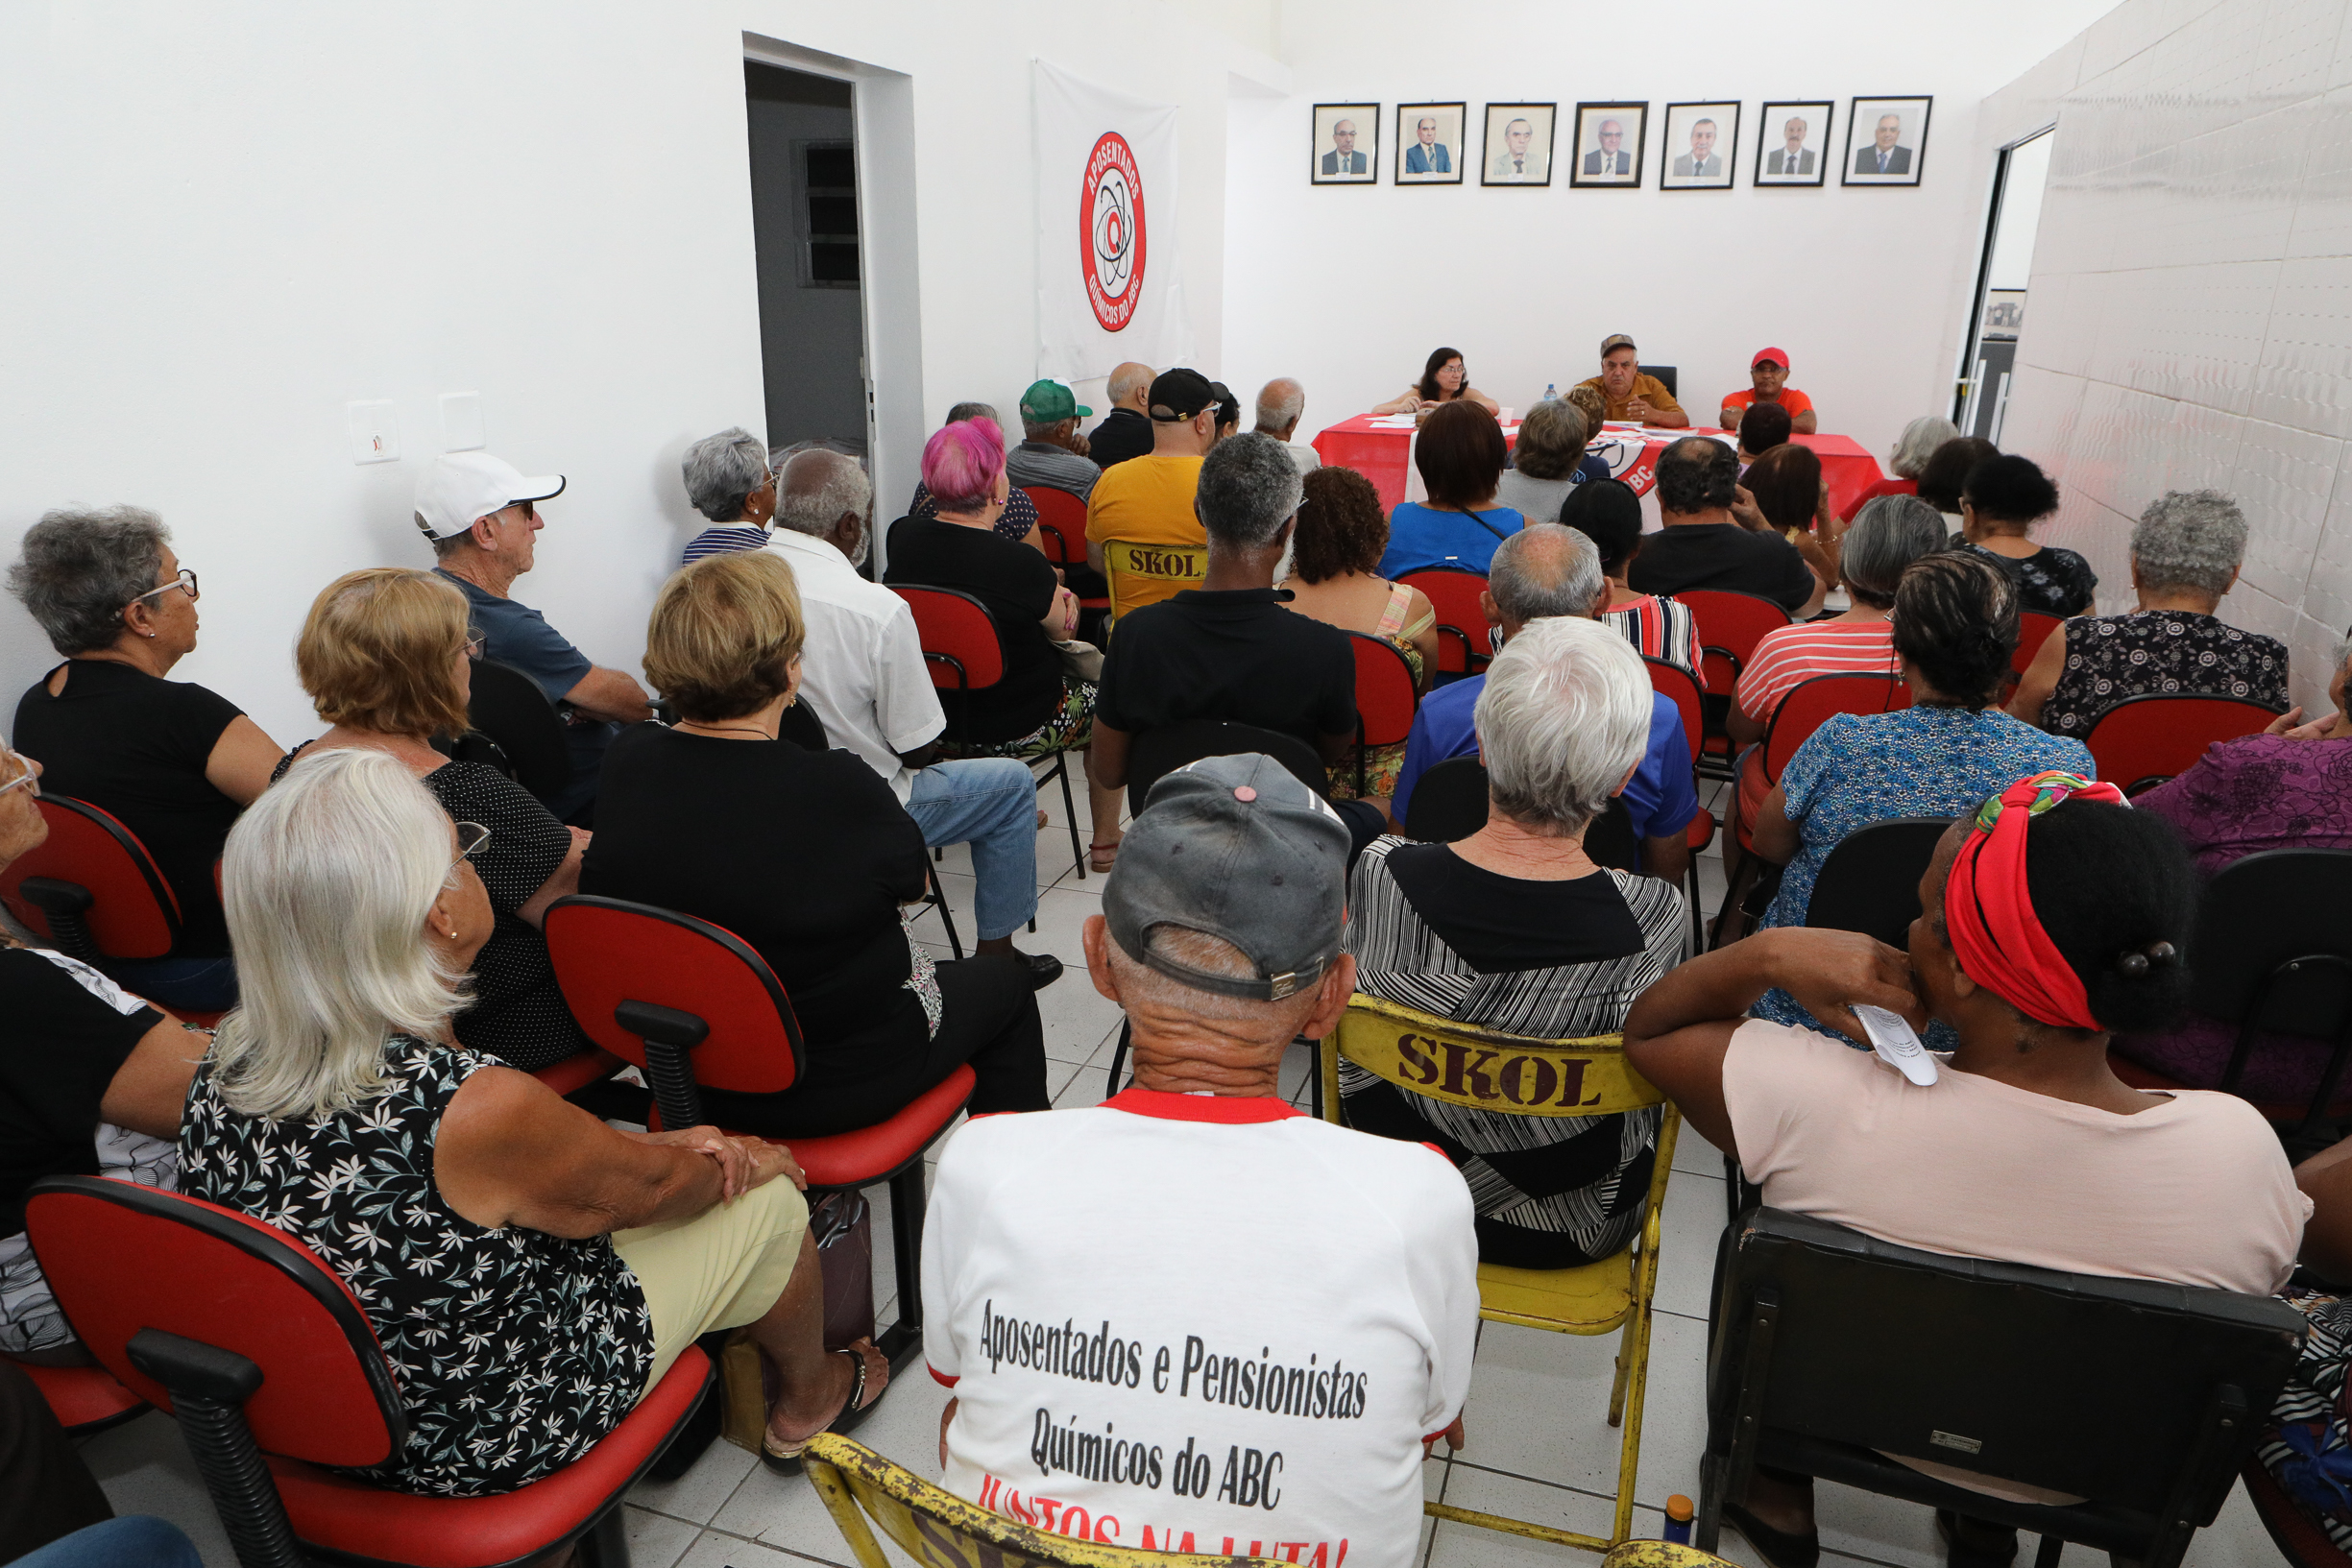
xmin=1717 ymin=349 xmax=1816 ymax=434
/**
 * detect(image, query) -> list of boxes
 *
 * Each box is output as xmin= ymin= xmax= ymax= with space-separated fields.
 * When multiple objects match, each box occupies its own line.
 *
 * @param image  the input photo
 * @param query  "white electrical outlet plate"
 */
xmin=440 ymin=392 xmax=484 ymax=451
xmin=347 ymin=401 xmax=400 ymax=465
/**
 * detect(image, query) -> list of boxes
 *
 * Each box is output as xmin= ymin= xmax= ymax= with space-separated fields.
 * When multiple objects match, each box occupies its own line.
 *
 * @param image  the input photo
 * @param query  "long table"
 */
xmin=1310 ymin=414 xmax=1889 ymax=526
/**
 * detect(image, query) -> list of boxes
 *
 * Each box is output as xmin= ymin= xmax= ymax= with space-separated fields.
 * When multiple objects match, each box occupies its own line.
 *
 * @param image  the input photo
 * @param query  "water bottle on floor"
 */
xmin=1662 ymin=1494 xmax=1695 ymax=1544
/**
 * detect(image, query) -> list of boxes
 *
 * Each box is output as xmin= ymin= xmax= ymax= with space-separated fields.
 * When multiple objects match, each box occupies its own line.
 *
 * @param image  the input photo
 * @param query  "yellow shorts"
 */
xmin=612 ymin=1177 xmax=810 ymax=1397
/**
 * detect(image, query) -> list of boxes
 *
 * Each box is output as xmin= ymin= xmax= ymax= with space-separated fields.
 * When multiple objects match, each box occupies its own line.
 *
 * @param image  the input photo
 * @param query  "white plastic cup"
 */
xmin=1500 ymin=406 xmax=1516 ymax=423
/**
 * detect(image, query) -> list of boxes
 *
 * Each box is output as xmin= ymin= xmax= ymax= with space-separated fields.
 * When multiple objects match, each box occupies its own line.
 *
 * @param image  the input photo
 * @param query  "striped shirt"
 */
xmin=680 ymin=524 xmax=771 ymax=566
xmin=1734 ymin=618 xmax=1898 ymax=723
xmin=1602 ymin=594 xmax=1705 ymax=690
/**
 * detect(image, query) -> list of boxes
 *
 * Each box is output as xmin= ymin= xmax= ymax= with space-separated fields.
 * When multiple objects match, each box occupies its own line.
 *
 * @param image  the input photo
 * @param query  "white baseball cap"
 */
xmin=413 ymin=452 xmax=567 ymax=542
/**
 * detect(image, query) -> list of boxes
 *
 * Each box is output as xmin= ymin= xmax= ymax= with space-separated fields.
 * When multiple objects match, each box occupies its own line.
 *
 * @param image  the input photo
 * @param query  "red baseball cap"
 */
xmin=1752 ymin=348 xmax=1789 ymax=369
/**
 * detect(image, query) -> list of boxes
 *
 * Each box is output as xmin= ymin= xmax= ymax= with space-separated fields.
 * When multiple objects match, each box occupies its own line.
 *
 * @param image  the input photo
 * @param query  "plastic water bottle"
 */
xmin=1662 ymin=1494 xmax=1695 ymax=1544
xmin=1541 ymin=383 xmax=1558 ymax=402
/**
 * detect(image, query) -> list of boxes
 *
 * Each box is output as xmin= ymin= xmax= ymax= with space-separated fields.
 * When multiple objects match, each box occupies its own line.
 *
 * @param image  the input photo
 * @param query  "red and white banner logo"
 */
xmin=1080 ymin=132 xmax=1147 ymax=332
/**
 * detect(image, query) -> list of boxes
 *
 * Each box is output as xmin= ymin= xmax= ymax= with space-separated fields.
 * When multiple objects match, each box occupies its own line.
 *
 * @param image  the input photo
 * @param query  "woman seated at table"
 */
xmin=1371 ymin=347 xmax=1502 ymax=417
xmin=2011 ymin=489 xmax=2287 ymax=737
xmin=182 ymin=747 xmax=885 ymax=1491
xmin=1342 ymin=617 xmax=1687 ymax=1267
xmin=0 ymin=742 xmax=199 ymax=1366
xmin=1377 ymin=402 xmax=1524 ymax=578
xmin=285 ymin=568 xmax=592 ymax=1073
xmin=884 ymin=417 xmax=1124 ymax=867
xmin=583 ymin=550 xmax=1050 ymax=1138
xmin=1560 ymin=478 xmax=1704 ymax=685
xmin=1953 ymin=453 xmax=2097 ymax=616
xmin=1746 ymin=551 xmax=2093 ymax=1045
xmin=1887 ymin=415 xmax=1958 ymax=488
xmin=1626 ymin=775 xmax=2303 ymax=1567
xmin=7 ymin=507 xmax=284 ymax=1011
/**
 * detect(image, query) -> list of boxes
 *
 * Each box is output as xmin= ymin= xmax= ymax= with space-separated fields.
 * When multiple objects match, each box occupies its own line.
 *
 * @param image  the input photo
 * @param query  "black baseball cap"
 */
xmin=1149 ymin=368 xmax=1217 ymax=422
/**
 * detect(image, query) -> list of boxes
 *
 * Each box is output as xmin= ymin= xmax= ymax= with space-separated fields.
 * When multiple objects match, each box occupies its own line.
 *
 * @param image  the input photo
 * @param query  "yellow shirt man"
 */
xmin=1085 ymin=454 xmax=1206 ymax=616
xmin=1577 ymin=333 xmax=1689 ymax=427
xmin=1574 ymin=373 xmax=1684 ymax=424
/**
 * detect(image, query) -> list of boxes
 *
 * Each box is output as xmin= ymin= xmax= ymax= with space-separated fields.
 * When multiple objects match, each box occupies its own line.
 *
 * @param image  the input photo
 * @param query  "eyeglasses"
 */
xmin=0 ymin=756 xmax=36 ymax=802
xmin=464 ymin=629 xmax=486 ymax=662
xmin=449 ymin=821 xmax=491 ymax=875
xmin=126 ymin=567 xmax=199 ymax=610
xmin=509 ymin=499 xmax=538 ymax=522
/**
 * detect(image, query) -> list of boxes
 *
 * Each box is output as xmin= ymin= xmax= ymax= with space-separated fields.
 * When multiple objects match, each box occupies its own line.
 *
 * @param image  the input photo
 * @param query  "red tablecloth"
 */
xmin=1311 ymin=415 xmax=1887 ymax=521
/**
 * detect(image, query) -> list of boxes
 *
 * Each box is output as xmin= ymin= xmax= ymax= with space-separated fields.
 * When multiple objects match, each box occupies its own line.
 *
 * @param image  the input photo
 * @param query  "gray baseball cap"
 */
xmin=1103 ymin=753 xmax=1350 ymax=1001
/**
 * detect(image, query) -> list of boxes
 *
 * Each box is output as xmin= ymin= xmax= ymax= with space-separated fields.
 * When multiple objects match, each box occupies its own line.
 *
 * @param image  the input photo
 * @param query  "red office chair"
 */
xmin=894 ymin=584 xmax=1086 ymax=889
xmin=1021 ymin=487 xmax=1108 ymax=617
xmin=2084 ymin=693 xmax=2283 ymax=795
xmin=1346 ymin=632 xmax=1420 ymax=799
xmin=1674 ymin=591 xmax=1792 ymax=779
xmin=21 ymin=1361 xmax=145 ymax=1435
xmin=0 ymin=795 xmax=179 ymax=968
xmin=542 ymin=896 xmax=975 ymax=1373
xmin=26 ymin=1175 xmax=710 ymax=1568
xmin=1644 ymin=656 xmax=1715 ymax=951
xmin=1397 ymin=567 xmax=1491 ymax=677
xmin=2014 ymin=610 xmax=2066 ymax=682
xmin=1849 ymin=476 xmax=1919 ymax=508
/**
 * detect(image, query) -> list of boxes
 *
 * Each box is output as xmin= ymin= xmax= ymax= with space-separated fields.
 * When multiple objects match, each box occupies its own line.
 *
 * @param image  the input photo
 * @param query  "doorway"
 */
xmin=744 ymin=61 xmax=867 ymax=455
xmin=1953 ymin=127 xmax=2053 ymax=444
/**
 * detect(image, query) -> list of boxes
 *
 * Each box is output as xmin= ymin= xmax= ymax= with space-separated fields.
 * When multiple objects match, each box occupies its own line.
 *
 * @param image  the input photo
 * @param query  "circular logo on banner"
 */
xmin=1080 ymin=132 xmax=1147 ymax=332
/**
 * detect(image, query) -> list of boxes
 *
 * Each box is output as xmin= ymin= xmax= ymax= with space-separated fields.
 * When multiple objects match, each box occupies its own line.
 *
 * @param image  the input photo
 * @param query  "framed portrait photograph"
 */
xmin=1480 ymin=103 xmax=1557 ymax=186
xmin=1395 ymin=103 xmax=1467 ymax=185
xmin=1982 ymin=289 xmax=2026 ymax=340
xmin=1568 ymin=102 xmax=1646 ymax=189
xmin=1843 ymin=96 xmax=1932 ymax=186
xmin=1754 ymin=100 xmax=1832 ymax=187
xmin=1660 ymin=101 xmax=1738 ymax=190
xmin=1310 ymin=103 xmax=1378 ymax=185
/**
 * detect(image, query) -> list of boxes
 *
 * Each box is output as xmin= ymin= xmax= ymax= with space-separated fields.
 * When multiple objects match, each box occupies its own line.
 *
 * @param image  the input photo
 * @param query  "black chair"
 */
xmin=1401 ymin=757 xmax=1490 ymax=842
xmin=1640 ymin=365 xmax=1678 ymax=400
xmin=776 ymin=698 xmax=831 ymax=753
xmin=1700 ymin=1208 xmax=2305 ymax=1568
xmin=1804 ymin=817 xmax=1953 ymax=949
xmin=467 ymin=658 xmax=573 ymax=809
xmin=2193 ymin=849 xmax=2352 ymax=1136
xmin=1124 ymin=720 xmax=1328 ymax=820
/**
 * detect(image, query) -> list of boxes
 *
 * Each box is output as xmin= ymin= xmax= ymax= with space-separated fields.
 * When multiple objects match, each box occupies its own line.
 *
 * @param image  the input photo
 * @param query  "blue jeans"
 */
xmin=101 ymin=954 xmax=237 ymax=1013
xmin=13 ymin=1517 xmax=201 ymax=1568
xmin=905 ymin=760 xmax=1040 ymax=943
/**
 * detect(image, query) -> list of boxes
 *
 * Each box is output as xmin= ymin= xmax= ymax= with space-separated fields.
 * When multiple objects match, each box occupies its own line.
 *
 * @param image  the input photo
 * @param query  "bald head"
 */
xmin=774 ymin=447 xmax=871 ymax=547
xmin=1253 ymin=378 xmax=1305 ymax=440
xmin=1107 ymin=362 xmax=1155 ymax=412
xmin=1485 ymin=522 xmax=1606 ymax=637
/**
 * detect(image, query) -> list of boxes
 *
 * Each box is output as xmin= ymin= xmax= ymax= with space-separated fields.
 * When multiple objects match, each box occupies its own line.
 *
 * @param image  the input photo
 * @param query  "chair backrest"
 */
xmin=543 ymin=896 xmax=806 ymax=1099
xmin=2189 ymin=850 xmax=2352 ymax=1035
xmin=1710 ymin=1206 xmax=2305 ymax=1523
xmin=1330 ymin=995 xmax=1663 ymax=1120
xmin=466 ymin=658 xmax=574 ymax=808
xmin=1022 ymin=487 xmax=1090 ymax=572
xmin=1851 ymin=476 xmax=1919 ymax=508
xmin=802 ymin=1433 xmax=1288 ymax=1568
xmin=1347 ymin=630 xmax=1419 ymax=748
xmin=777 ymin=698 xmax=832 ymax=753
xmin=1402 ymin=756 xmax=1490 ymax=842
xmin=1101 ymin=538 xmax=1205 ymax=622
xmin=2013 ymin=610 xmax=2065 ymax=679
xmin=892 ymin=584 xmax=1006 ymax=691
xmin=1397 ymin=567 xmax=1492 ymax=675
xmin=2084 ymin=694 xmax=2284 ymax=793
xmin=1639 ymin=364 xmax=1678 ymax=399
xmin=1644 ymin=656 xmax=1705 ymax=767
xmin=0 ymin=795 xmax=180 ymax=960
xmin=1674 ymin=590 xmax=1790 ymax=688
xmin=26 ymin=1176 xmax=403 ymax=1467
xmin=1803 ymin=817 xmax=1952 ymax=949
xmin=1761 ymin=672 xmax=1909 ymax=784
xmin=1125 ymin=721 xmax=1329 ymax=820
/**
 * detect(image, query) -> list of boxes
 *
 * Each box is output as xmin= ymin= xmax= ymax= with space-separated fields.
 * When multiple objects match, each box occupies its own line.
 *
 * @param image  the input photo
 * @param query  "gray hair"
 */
xmin=946 ymin=401 xmax=999 ymax=426
xmin=1840 ymin=495 xmax=1947 ymax=609
xmin=1488 ymin=522 xmax=1603 ymax=623
xmin=1890 ymin=415 xmax=1958 ymax=480
xmin=1253 ymin=378 xmax=1304 ymax=432
xmin=1510 ymin=399 xmax=1590 ymax=480
xmin=207 ymin=748 xmax=471 ymax=1121
xmin=1107 ymin=364 xmax=1154 ymax=406
xmin=2132 ymin=490 xmax=2248 ymax=597
xmin=1022 ymin=416 xmax=1073 ymax=442
xmin=7 ymin=505 xmax=171 ymax=657
xmin=681 ymin=426 xmax=771 ymax=523
xmin=775 ymin=448 xmax=873 ymax=537
xmin=1194 ymin=433 xmax=1302 ymax=549
xmin=1474 ymin=615 xmax=1652 ymax=835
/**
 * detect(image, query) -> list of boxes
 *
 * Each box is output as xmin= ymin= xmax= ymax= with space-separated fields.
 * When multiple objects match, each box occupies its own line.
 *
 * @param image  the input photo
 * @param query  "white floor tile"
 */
xmin=628 ymin=1421 xmax=762 ymax=1527
xmin=673 ymin=1521 xmax=857 ymax=1568
xmin=708 ymin=1371 xmax=951 ymax=1557
xmin=1653 ymin=1166 xmax=1731 ymax=1323
xmin=623 ymin=1503 xmax=706 ymax=1568
xmin=1455 ymin=1311 xmax=1708 ymax=1511
xmin=83 ymin=1411 xmax=237 ymax=1568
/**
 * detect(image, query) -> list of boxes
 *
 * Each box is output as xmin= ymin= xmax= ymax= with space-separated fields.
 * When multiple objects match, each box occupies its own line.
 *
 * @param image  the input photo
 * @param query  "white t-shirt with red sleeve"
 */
xmin=921 ymin=1088 xmax=1480 ymax=1568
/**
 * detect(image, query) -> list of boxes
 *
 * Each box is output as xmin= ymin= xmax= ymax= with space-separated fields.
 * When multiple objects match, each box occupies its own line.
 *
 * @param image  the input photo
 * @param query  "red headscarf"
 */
xmin=1942 ymin=770 xmax=2128 ymax=1031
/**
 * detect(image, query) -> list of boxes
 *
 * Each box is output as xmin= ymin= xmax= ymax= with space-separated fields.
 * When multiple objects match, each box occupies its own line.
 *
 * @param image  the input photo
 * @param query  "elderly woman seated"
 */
xmin=180 ymin=748 xmax=883 ymax=1492
xmin=905 ymin=403 xmax=1043 ymax=548
xmin=677 ymin=426 xmax=781 ymax=566
xmin=2010 ymin=489 xmax=2288 ymax=737
xmin=282 ymin=568 xmax=592 ymax=1072
xmin=1746 ymin=551 xmax=2093 ymax=1045
xmin=1341 ymin=616 xmax=1687 ymax=1267
xmin=1493 ymin=398 xmax=1608 ymax=522
xmin=1378 ymin=402 xmax=1524 ymax=578
xmin=1886 ymin=415 xmax=1958 ymax=487
xmin=1952 ymin=453 xmax=2097 ymax=615
xmin=0 ymin=744 xmax=200 ymax=1364
xmin=7 ymin=507 xmax=283 ymax=1010
xmin=1628 ymin=774 xmax=2303 ymax=1567
xmin=584 ymin=551 xmax=1050 ymax=1137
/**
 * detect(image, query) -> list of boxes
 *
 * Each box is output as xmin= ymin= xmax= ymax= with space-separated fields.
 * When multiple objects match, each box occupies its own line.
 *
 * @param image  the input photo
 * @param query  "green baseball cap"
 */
xmin=1018 ymin=379 xmax=1092 ymax=422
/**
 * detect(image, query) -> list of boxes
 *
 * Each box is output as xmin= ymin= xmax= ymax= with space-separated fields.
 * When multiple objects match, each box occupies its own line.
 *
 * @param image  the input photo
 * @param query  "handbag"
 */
xmin=1054 ymin=639 xmax=1104 ymax=682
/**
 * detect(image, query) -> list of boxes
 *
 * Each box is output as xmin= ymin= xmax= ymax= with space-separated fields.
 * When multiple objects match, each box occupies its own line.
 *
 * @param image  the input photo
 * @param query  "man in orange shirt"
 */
xmin=1084 ymin=368 xmax=1220 ymax=616
xmin=1717 ymin=348 xmax=1817 ymax=434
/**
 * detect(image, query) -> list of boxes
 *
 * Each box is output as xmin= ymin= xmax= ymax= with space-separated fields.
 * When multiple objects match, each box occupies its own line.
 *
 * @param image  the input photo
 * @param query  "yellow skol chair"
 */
xmin=802 ymin=1433 xmax=1289 ymax=1568
xmin=1320 ymin=995 xmax=1682 ymax=1554
xmin=1101 ymin=537 xmax=1206 ymax=624
xmin=1601 ymin=1543 xmax=1737 ymax=1568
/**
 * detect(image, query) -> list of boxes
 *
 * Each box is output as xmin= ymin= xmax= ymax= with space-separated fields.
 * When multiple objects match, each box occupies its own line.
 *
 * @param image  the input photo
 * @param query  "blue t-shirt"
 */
xmin=437 ymin=570 xmax=610 ymax=821
xmin=1377 ymin=503 xmax=1526 ymax=578
xmin=1391 ymin=676 xmax=1697 ymax=855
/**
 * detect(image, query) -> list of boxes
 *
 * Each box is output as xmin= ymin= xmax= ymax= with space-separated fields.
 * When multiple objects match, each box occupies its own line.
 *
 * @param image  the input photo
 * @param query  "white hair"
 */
xmin=774 ymin=448 xmax=873 ymax=537
xmin=1474 ymin=615 xmax=1651 ymax=835
xmin=1253 ymin=378 xmax=1304 ymax=432
xmin=1889 ymin=415 xmax=1958 ymax=480
xmin=207 ymin=748 xmax=470 ymax=1121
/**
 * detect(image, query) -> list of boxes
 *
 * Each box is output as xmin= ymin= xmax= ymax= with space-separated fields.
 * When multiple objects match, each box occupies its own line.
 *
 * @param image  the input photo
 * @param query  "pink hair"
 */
xmin=921 ymin=416 xmax=1006 ymax=514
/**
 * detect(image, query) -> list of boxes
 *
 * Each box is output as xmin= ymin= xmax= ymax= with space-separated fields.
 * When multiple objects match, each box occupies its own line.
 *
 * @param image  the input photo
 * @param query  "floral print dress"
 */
xmin=2039 ymin=611 xmax=2288 ymax=738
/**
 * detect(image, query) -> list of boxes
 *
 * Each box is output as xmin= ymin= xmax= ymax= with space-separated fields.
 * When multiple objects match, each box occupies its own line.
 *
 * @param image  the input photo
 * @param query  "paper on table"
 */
xmin=1370 ymin=413 xmax=1419 ymax=428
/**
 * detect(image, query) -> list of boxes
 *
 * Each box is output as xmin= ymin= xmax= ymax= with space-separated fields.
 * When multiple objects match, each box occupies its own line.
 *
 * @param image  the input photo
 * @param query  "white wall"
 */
xmin=1973 ymin=0 xmax=2352 ymax=712
xmin=1220 ymin=0 xmax=2123 ymax=467
xmin=0 ymin=1 xmax=1277 ymax=747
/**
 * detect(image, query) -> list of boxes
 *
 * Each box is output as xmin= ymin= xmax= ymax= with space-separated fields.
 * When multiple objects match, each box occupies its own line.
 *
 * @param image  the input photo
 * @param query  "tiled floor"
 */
xmin=82 ymin=778 xmax=2287 ymax=1567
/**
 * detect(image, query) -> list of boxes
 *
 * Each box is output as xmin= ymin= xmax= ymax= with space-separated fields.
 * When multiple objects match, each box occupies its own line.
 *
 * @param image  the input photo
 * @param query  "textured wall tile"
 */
xmin=2250 ymin=253 xmax=2352 ymax=437
xmin=2231 ymin=417 xmax=2341 ymax=599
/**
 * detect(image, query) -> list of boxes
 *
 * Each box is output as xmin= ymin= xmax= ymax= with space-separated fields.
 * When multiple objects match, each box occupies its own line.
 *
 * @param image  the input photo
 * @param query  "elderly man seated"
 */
xmin=1253 ymin=378 xmax=1321 ymax=476
xmin=922 ymin=754 xmax=1477 ymax=1566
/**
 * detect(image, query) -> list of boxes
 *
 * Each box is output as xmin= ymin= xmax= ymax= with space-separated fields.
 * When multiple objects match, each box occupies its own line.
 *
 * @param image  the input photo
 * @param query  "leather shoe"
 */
xmin=1721 ymin=1501 xmax=1821 ymax=1568
xmin=1009 ymin=949 xmax=1064 ymax=989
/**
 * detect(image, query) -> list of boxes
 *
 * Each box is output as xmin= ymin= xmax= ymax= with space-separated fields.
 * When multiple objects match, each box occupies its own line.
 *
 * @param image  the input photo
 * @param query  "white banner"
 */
xmin=1033 ymin=60 xmax=1192 ymax=382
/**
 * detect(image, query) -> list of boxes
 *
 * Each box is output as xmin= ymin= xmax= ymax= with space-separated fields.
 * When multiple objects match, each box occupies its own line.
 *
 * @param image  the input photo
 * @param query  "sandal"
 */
xmin=1090 ymin=838 xmax=1121 ymax=873
xmin=761 ymin=1339 xmax=888 ymax=1475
